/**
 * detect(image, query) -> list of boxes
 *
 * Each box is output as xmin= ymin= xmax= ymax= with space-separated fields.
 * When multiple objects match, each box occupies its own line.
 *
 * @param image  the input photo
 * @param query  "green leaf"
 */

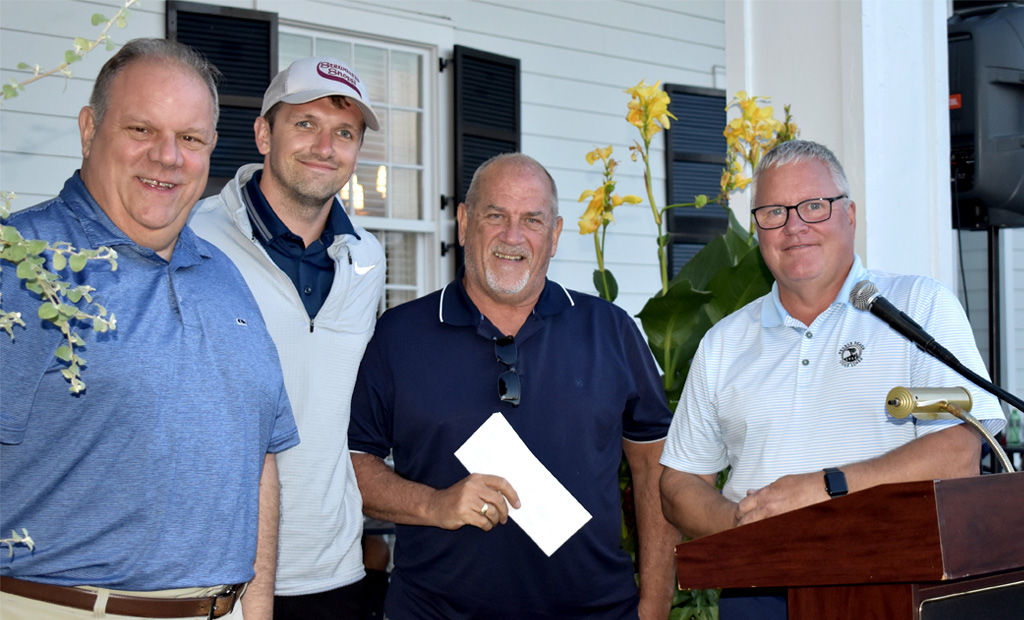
xmin=66 ymin=288 xmax=83 ymax=303
xmin=16 ymin=62 xmax=31 ymax=70
xmin=27 ymin=240 xmax=48 ymax=255
xmin=58 ymin=303 xmax=77 ymax=318
xmin=1 ymin=225 xmax=25 ymax=243
xmin=52 ymin=252 xmax=67 ymax=271
xmin=704 ymin=243 xmax=773 ymax=322
xmin=64 ymin=50 xmax=82 ymax=64
xmin=106 ymin=39 xmax=116 ymax=51
xmin=636 ymin=279 xmax=714 ymax=383
xmin=669 ymin=234 xmax=732 ymax=291
xmin=16 ymin=259 xmax=36 ymax=278
xmin=592 ymin=268 xmax=618 ymax=303
xmin=55 ymin=345 xmax=73 ymax=362
xmin=69 ymin=253 xmax=88 ymax=272
xmin=117 ymin=15 xmax=128 ymax=28
xmin=38 ymin=303 xmax=59 ymax=320
xmin=2 ymin=84 xmax=18 ymax=100
xmin=91 ymin=13 xmax=107 ymax=25
xmin=73 ymin=37 xmax=90 ymax=51
xmin=7 ymin=243 xmax=28 ymax=263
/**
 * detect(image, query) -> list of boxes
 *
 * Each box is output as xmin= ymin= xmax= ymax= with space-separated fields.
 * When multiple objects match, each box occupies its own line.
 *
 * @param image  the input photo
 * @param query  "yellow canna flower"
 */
xmin=579 ymin=202 xmax=604 ymax=234
xmin=586 ymin=145 xmax=614 ymax=165
xmin=624 ymin=79 xmax=677 ymax=144
xmin=749 ymin=104 xmax=774 ymax=124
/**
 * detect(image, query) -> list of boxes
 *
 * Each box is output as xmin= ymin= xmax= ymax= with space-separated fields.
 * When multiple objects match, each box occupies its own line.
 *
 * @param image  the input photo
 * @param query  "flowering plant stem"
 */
xmin=580 ymin=85 xmax=799 ymax=620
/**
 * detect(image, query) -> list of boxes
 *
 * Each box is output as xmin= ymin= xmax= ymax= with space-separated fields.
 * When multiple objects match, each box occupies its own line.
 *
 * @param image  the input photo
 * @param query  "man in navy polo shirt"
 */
xmin=349 ymin=153 xmax=679 ymax=620
xmin=191 ymin=57 xmax=386 ymax=620
xmin=1 ymin=38 xmax=298 ymax=619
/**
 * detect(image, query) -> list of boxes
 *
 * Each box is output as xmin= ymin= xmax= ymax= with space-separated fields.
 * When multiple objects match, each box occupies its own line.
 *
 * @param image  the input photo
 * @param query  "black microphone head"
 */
xmin=849 ymin=280 xmax=879 ymax=311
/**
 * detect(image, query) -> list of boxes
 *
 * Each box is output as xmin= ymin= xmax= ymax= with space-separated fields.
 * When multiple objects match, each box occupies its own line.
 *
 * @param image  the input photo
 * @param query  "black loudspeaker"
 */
xmin=948 ymin=4 xmax=1024 ymax=229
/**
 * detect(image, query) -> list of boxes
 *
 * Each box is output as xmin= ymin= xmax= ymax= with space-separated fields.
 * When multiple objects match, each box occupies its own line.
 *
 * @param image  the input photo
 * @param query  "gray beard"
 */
xmin=484 ymin=264 xmax=531 ymax=296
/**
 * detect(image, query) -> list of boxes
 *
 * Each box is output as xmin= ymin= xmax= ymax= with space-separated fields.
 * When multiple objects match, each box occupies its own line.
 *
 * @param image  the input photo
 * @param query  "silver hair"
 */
xmin=752 ymin=139 xmax=850 ymax=203
xmin=465 ymin=152 xmax=559 ymax=218
xmin=90 ymin=38 xmax=221 ymax=126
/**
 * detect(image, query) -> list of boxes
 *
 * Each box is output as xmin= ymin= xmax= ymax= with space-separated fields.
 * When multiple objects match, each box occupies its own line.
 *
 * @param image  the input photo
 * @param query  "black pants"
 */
xmin=718 ymin=588 xmax=788 ymax=620
xmin=274 ymin=579 xmax=367 ymax=620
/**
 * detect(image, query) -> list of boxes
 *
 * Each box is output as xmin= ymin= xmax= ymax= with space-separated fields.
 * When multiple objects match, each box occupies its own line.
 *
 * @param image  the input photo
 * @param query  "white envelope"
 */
xmin=454 ymin=412 xmax=593 ymax=556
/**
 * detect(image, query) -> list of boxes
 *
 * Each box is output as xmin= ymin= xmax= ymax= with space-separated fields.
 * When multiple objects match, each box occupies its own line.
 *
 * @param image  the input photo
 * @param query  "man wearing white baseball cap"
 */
xmin=191 ymin=57 xmax=386 ymax=620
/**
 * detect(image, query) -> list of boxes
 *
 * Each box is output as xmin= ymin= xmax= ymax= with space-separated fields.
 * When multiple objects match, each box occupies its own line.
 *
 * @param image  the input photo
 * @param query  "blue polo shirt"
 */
xmin=242 ymin=170 xmax=358 ymax=318
xmin=349 ymin=271 xmax=671 ymax=620
xmin=1 ymin=172 xmax=299 ymax=588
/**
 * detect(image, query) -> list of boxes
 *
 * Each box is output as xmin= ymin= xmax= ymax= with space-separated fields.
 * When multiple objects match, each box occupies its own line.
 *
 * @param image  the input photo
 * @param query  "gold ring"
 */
xmin=480 ymin=503 xmax=489 ymax=516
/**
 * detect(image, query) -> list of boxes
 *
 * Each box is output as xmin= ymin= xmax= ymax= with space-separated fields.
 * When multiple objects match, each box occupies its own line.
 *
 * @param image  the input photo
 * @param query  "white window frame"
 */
xmin=278 ymin=21 xmax=450 ymax=307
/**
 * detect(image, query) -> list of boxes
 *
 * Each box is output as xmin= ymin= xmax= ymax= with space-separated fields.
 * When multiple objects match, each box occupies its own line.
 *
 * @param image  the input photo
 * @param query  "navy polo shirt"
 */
xmin=349 ymin=270 xmax=671 ymax=620
xmin=243 ymin=171 xmax=358 ymax=318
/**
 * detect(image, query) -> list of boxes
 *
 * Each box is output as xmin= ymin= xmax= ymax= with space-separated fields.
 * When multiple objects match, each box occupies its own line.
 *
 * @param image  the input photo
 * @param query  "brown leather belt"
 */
xmin=0 ymin=576 xmax=245 ymax=618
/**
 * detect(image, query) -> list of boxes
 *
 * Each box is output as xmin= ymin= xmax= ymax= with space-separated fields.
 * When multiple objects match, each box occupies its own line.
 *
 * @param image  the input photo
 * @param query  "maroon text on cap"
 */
xmin=316 ymin=61 xmax=363 ymax=98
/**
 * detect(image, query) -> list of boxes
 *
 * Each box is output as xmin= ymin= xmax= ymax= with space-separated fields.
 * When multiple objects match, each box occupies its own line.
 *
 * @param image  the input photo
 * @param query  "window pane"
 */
xmin=383 ymin=232 xmax=416 ymax=286
xmin=280 ymin=33 xmax=313 ymax=68
xmin=386 ymin=289 xmax=417 ymax=308
xmin=391 ymin=51 xmax=421 ymax=107
xmin=391 ymin=168 xmax=421 ymax=220
xmin=354 ymin=45 xmax=388 ymax=104
xmin=279 ymin=27 xmax=432 ymax=305
xmin=360 ymin=108 xmax=387 ymax=162
xmin=316 ymin=39 xmax=351 ymax=62
xmin=391 ymin=110 xmax=421 ymax=165
xmin=344 ymin=164 xmax=386 ymax=217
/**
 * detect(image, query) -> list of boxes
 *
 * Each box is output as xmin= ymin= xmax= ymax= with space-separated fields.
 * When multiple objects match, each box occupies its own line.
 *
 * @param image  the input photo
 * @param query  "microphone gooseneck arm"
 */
xmin=886 ymin=386 xmax=1015 ymax=473
xmin=850 ymin=281 xmax=1024 ymax=414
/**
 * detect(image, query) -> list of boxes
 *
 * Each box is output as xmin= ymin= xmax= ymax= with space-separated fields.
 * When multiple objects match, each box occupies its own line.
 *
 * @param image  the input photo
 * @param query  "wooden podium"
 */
xmin=674 ymin=473 xmax=1024 ymax=619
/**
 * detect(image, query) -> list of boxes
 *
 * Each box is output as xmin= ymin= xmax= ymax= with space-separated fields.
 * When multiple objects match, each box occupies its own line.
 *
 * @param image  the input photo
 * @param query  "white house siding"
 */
xmin=3 ymin=1 xmax=1019 ymax=389
xmin=1 ymin=0 xmax=725 ymax=320
xmin=408 ymin=0 xmax=727 ymax=315
xmin=0 ymin=1 xmax=165 ymax=206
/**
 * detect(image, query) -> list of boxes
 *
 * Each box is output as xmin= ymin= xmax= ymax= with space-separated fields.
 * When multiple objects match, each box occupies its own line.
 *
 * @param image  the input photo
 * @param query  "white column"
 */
xmin=726 ymin=0 xmax=956 ymax=288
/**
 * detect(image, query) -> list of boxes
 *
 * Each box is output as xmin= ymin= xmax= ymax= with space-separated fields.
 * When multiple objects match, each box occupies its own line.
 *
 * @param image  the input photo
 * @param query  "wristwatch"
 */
xmin=823 ymin=467 xmax=848 ymax=498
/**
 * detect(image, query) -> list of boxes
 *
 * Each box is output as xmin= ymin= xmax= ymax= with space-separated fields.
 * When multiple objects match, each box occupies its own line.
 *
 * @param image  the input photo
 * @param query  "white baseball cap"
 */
xmin=261 ymin=57 xmax=380 ymax=131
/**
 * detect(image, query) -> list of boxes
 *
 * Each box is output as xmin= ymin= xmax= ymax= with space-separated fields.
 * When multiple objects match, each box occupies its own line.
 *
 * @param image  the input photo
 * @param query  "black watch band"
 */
xmin=823 ymin=467 xmax=848 ymax=498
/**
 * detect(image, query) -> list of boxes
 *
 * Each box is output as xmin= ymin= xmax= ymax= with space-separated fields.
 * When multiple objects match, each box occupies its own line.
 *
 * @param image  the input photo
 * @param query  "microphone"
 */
xmin=848 ymin=281 xmax=960 ymax=368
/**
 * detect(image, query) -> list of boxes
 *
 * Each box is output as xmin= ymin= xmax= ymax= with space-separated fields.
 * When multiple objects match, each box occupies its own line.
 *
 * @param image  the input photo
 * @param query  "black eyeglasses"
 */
xmin=494 ymin=336 xmax=521 ymax=407
xmin=751 ymin=195 xmax=847 ymax=230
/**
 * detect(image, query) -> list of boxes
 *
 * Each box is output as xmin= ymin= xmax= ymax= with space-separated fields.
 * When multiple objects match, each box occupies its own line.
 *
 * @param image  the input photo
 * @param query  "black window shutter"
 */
xmin=167 ymin=1 xmax=278 ymax=195
xmin=663 ymin=84 xmax=727 ymax=278
xmin=453 ymin=45 xmax=520 ymax=207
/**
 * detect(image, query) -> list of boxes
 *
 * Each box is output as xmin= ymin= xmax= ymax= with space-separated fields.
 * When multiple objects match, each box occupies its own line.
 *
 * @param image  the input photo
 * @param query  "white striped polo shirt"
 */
xmin=661 ymin=255 xmax=1005 ymax=502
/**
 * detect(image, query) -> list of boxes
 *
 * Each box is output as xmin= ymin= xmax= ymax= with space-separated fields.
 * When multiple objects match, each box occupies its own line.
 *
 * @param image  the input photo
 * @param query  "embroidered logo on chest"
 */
xmin=838 ymin=341 xmax=864 ymax=367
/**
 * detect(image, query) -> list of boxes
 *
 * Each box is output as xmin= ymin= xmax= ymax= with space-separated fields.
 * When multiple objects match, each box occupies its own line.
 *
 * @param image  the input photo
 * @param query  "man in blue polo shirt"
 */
xmin=349 ymin=153 xmax=679 ymax=620
xmin=0 ymin=39 xmax=298 ymax=619
xmin=191 ymin=56 xmax=386 ymax=619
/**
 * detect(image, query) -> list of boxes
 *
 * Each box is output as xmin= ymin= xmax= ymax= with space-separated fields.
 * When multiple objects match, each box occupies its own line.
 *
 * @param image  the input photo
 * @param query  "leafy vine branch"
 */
xmin=1 ymin=1 xmax=136 ymax=392
xmin=1 ymin=0 xmax=139 ymax=100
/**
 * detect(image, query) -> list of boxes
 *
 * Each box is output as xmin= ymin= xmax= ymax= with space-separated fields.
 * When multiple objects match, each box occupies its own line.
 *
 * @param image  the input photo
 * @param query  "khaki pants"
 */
xmin=0 ymin=586 xmax=245 ymax=620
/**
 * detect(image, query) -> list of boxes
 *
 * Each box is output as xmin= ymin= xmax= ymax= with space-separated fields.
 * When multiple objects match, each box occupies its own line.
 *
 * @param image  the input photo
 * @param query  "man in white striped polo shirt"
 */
xmin=659 ymin=139 xmax=1005 ymax=620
